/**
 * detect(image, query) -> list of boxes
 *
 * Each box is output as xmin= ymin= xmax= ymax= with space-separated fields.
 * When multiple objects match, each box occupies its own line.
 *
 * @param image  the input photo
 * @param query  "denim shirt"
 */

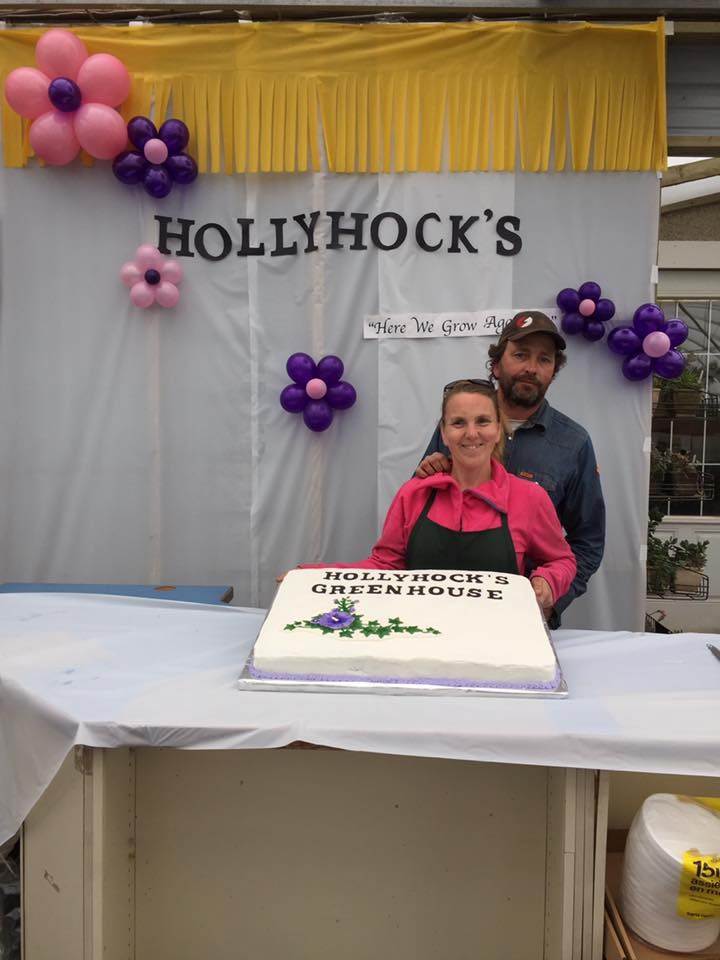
xmin=420 ymin=400 xmax=605 ymax=627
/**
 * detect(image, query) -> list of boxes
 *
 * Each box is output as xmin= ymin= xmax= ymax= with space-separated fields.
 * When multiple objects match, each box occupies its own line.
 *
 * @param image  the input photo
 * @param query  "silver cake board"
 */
xmin=237 ymin=662 xmax=568 ymax=698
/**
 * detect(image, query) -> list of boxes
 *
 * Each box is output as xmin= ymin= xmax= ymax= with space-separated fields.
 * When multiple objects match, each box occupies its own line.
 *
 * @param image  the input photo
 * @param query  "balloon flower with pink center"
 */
xmin=280 ymin=353 xmax=357 ymax=432
xmin=607 ymin=303 xmax=689 ymax=382
xmin=113 ymin=116 xmax=198 ymax=199
xmin=120 ymin=245 xmax=183 ymax=309
xmin=3 ymin=28 xmax=130 ymax=165
xmin=556 ymin=281 xmax=616 ymax=342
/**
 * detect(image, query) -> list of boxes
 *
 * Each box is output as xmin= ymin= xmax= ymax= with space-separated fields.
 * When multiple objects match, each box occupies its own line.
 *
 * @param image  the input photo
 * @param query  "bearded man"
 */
xmin=415 ymin=311 xmax=605 ymax=628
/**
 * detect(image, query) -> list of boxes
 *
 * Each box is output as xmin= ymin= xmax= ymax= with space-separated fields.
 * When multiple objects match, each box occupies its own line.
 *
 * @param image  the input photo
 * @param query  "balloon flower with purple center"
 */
xmin=3 ymin=27 xmax=130 ymax=165
xmin=120 ymin=244 xmax=183 ymax=309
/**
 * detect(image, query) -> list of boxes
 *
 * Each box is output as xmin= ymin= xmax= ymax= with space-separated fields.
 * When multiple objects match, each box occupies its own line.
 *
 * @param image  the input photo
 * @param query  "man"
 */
xmin=416 ymin=310 xmax=605 ymax=628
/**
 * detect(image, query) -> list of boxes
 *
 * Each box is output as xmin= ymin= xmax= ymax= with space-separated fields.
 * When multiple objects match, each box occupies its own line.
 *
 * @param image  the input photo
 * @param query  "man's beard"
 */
xmin=497 ymin=373 xmax=547 ymax=408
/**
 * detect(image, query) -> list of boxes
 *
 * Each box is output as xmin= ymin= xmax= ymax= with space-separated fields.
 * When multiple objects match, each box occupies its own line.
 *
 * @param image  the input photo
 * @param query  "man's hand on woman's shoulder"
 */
xmin=414 ymin=453 xmax=451 ymax=479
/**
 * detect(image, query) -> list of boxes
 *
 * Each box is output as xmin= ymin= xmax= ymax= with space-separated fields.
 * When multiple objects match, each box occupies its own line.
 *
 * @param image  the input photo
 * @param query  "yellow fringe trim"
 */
xmin=0 ymin=20 xmax=666 ymax=173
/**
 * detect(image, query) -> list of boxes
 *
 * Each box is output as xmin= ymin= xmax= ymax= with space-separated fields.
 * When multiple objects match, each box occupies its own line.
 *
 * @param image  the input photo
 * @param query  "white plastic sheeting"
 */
xmin=0 ymin=165 xmax=657 ymax=627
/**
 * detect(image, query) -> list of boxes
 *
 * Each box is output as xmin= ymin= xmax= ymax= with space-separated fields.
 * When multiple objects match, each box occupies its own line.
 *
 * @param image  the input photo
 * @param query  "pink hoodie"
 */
xmin=312 ymin=459 xmax=576 ymax=604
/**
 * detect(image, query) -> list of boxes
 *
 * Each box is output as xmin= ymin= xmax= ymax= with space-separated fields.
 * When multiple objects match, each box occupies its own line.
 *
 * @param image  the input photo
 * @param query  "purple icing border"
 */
xmin=248 ymin=658 xmax=561 ymax=691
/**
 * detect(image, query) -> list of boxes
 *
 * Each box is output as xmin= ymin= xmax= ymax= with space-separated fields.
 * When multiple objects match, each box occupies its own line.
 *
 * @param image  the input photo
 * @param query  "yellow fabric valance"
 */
xmin=0 ymin=20 xmax=666 ymax=173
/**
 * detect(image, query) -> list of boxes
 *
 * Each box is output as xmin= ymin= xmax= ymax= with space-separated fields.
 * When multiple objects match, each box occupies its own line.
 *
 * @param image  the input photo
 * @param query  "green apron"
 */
xmin=405 ymin=489 xmax=519 ymax=573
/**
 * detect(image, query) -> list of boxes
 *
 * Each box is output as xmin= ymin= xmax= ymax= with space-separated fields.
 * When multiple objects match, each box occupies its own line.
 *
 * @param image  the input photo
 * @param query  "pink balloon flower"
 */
xmin=120 ymin=245 xmax=183 ymax=309
xmin=4 ymin=28 xmax=130 ymax=165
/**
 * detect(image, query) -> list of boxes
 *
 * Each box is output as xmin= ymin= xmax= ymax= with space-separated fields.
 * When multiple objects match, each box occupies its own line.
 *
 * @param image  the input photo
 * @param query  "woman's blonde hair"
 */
xmin=440 ymin=379 xmax=507 ymax=462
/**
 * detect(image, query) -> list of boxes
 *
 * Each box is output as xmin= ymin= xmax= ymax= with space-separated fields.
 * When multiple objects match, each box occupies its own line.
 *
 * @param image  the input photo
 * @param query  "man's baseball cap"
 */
xmin=498 ymin=311 xmax=566 ymax=351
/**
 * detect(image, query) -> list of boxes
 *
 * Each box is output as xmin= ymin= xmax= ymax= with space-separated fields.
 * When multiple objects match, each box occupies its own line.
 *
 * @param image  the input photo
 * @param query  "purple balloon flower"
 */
xmin=555 ymin=280 xmax=615 ymax=342
xmin=280 ymin=353 xmax=357 ymax=432
xmin=112 ymin=115 xmax=198 ymax=199
xmin=608 ymin=305 xmax=687 ymax=383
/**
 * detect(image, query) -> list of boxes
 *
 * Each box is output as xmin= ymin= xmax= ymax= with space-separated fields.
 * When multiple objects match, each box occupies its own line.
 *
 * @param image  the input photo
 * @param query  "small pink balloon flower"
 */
xmin=120 ymin=245 xmax=183 ymax=309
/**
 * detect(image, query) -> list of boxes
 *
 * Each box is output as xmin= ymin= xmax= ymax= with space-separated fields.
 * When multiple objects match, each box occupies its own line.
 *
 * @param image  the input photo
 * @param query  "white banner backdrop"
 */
xmin=0 ymin=165 xmax=656 ymax=629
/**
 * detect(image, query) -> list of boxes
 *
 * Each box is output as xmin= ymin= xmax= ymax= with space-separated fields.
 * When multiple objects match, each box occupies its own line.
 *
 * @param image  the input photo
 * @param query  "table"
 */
xmin=1 ymin=594 xmax=719 ymax=960
xmin=0 ymin=582 xmax=233 ymax=604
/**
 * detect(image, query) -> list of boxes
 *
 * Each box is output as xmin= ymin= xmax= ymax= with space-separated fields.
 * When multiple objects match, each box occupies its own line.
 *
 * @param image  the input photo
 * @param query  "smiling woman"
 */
xmin=302 ymin=379 xmax=576 ymax=619
xmin=439 ymin=381 xmax=505 ymax=489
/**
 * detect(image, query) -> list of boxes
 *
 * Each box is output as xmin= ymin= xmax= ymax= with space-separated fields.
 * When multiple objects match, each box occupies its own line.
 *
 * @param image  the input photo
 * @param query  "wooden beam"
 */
xmin=661 ymin=192 xmax=720 ymax=214
xmin=668 ymin=136 xmax=720 ymax=158
xmin=672 ymin=22 xmax=720 ymax=35
xmin=662 ymin=157 xmax=720 ymax=187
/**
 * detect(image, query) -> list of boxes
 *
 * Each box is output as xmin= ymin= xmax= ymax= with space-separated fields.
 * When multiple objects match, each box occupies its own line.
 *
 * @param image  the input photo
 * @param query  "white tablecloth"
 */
xmin=1 ymin=592 xmax=719 ymax=844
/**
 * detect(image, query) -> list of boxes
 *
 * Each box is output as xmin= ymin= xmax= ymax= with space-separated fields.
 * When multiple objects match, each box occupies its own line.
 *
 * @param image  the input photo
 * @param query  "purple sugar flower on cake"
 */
xmin=312 ymin=608 xmax=355 ymax=630
xmin=284 ymin=597 xmax=440 ymax=639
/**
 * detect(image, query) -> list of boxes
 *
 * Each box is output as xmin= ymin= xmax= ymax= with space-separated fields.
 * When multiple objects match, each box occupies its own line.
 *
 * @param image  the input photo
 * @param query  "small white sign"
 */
xmin=363 ymin=308 xmax=560 ymax=340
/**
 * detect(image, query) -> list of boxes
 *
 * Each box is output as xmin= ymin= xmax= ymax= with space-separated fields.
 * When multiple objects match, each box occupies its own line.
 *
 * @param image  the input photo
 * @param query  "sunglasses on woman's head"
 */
xmin=443 ymin=378 xmax=494 ymax=395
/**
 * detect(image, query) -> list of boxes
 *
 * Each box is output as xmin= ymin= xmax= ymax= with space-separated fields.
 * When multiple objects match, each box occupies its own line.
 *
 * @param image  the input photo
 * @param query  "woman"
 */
xmin=308 ymin=380 xmax=576 ymax=618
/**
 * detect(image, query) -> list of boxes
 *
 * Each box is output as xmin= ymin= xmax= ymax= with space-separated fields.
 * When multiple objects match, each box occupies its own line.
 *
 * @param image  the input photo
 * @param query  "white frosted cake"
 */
xmin=248 ymin=568 xmax=561 ymax=691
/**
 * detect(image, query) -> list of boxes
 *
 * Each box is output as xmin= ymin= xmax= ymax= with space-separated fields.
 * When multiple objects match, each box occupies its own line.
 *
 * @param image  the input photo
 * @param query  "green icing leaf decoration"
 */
xmin=282 ymin=599 xmax=439 ymax=639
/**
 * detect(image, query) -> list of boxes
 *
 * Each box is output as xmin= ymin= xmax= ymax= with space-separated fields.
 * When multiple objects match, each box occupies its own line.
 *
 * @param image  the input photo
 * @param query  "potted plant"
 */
xmin=646 ymin=509 xmax=709 ymax=597
xmin=668 ymin=449 xmax=699 ymax=498
xmin=649 ymin=445 xmax=672 ymax=498
xmin=646 ymin=511 xmax=677 ymax=595
xmin=673 ymin=536 xmax=710 ymax=593
xmin=656 ymin=367 xmax=704 ymax=418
